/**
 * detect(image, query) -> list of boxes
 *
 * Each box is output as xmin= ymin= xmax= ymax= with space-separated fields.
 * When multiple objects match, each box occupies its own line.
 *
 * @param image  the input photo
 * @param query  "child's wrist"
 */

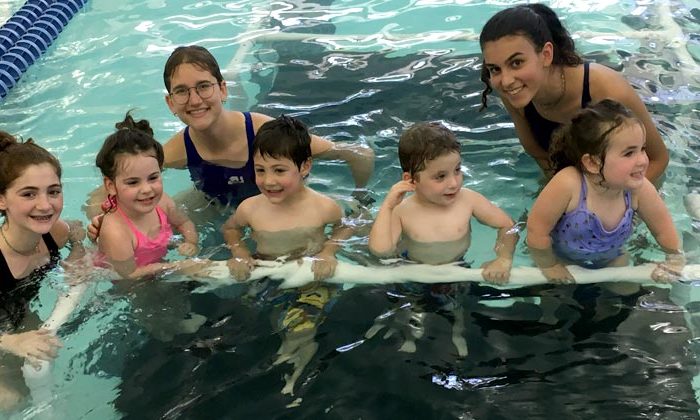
xmin=529 ymin=247 xmax=558 ymax=268
xmin=664 ymin=251 xmax=685 ymax=265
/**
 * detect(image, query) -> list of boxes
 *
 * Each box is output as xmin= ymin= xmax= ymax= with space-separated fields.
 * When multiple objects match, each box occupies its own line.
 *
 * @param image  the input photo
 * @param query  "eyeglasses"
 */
xmin=169 ymin=81 xmax=219 ymax=105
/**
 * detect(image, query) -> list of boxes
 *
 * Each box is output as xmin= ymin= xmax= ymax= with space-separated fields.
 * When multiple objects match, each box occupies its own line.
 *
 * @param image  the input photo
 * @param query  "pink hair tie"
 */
xmin=101 ymin=195 xmax=117 ymax=213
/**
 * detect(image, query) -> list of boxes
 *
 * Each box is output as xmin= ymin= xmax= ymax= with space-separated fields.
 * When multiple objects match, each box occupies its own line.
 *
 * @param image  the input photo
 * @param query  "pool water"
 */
xmin=1 ymin=0 xmax=700 ymax=418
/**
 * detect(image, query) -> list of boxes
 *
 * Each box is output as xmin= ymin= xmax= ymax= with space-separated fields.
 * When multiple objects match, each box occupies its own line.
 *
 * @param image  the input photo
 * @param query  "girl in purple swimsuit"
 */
xmin=527 ymin=100 xmax=683 ymax=283
xmin=96 ymin=113 xmax=204 ymax=279
xmin=478 ymin=4 xmax=668 ymax=182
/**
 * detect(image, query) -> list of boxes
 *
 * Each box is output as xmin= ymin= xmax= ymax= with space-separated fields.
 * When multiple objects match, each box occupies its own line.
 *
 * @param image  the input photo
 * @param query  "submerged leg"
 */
xmin=274 ymin=284 xmax=332 ymax=396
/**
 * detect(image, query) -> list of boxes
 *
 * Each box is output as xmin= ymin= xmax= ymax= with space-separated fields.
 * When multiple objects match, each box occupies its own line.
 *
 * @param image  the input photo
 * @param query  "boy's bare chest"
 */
xmin=402 ymin=207 xmax=471 ymax=242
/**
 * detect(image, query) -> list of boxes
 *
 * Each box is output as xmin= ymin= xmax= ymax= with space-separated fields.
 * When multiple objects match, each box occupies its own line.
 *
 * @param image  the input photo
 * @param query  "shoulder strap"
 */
xmin=0 ymin=249 xmax=15 ymax=281
xmin=155 ymin=206 xmax=171 ymax=230
xmin=42 ymin=233 xmax=60 ymax=260
xmin=581 ymin=62 xmax=591 ymax=108
xmin=183 ymin=126 xmax=202 ymax=165
xmin=578 ymin=174 xmax=588 ymax=208
xmin=116 ymin=207 xmax=143 ymax=247
xmin=243 ymin=112 xmax=256 ymax=162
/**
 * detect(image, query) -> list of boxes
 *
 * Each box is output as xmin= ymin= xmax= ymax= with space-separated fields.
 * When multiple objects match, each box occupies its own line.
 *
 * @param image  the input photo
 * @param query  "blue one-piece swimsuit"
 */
xmin=184 ymin=111 xmax=261 ymax=206
xmin=551 ymin=175 xmax=635 ymax=269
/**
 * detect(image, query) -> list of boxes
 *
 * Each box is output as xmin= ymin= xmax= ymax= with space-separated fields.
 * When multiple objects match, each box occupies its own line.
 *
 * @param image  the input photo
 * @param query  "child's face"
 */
xmin=0 ymin=163 xmax=63 ymax=234
xmin=165 ymin=63 xmax=227 ymax=132
xmin=598 ymin=122 xmax=649 ymax=190
xmin=254 ymin=152 xmax=310 ymax=205
xmin=105 ymin=153 xmax=163 ymax=216
xmin=411 ymin=151 xmax=463 ymax=206
xmin=481 ymin=35 xmax=553 ymax=109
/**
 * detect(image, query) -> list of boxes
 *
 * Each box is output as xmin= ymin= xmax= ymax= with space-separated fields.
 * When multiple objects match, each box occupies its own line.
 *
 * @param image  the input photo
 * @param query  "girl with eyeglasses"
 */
xmin=160 ymin=45 xmax=374 ymax=207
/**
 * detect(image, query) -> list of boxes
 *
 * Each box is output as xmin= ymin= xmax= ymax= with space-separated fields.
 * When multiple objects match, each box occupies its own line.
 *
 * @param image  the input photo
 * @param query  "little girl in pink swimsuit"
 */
xmin=95 ymin=113 xmax=202 ymax=279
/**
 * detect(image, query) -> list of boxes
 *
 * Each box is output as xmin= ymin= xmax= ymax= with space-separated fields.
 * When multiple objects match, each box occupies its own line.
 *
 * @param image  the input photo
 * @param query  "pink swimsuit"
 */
xmin=118 ymin=206 xmax=173 ymax=266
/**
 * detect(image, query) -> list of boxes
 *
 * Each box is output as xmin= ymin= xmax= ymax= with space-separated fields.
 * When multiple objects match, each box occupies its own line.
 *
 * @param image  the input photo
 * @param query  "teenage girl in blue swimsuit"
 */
xmin=478 ymin=4 xmax=668 ymax=183
xmin=161 ymin=45 xmax=374 ymax=207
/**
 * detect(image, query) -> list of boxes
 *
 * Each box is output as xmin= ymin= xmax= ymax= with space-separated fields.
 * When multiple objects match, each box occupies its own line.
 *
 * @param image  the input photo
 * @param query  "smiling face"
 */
xmin=165 ymin=63 xmax=227 ymax=132
xmin=481 ymin=35 xmax=553 ymax=108
xmin=105 ymin=152 xmax=163 ymax=217
xmin=409 ymin=151 xmax=463 ymax=207
xmin=254 ymin=152 xmax=310 ymax=205
xmin=595 ymin=122 xmax=649 ymax=190
xmin=0 ymin=163 xmax=63 ymax=235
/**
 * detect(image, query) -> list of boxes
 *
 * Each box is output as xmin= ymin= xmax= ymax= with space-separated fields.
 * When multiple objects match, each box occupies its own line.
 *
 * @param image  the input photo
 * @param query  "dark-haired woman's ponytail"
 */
xmin=527 ymin=3 xmax=581 ymax=66
xmin=479 ymin=67 xmax=492 ymax=111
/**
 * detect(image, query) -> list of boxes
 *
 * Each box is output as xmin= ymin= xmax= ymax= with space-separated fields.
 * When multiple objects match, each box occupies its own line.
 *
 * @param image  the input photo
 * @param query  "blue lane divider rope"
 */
xmin=0 ymin=0 xmax=88 ymax=99
xmin=0 ymin=0 xmax=54 ymax=56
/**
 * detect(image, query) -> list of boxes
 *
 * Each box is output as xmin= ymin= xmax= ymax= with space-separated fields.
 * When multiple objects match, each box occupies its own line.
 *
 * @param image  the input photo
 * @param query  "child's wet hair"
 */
xmin=478 ymin=4 xmax=582 ymax=110
xmin=399 ymin=122 xmax=460 ymax=178
xmin=163 ymin=45 xmax=224 ymax=92
xmin=95 ymin=112 xmax=164 ymax=180
xmin=0 ymin=131 xmax=62 ymax=203
xmin=253 ymin=115 xmax=312 ymax=169
xmin=549 ymin=99 xmax=641 ymax=179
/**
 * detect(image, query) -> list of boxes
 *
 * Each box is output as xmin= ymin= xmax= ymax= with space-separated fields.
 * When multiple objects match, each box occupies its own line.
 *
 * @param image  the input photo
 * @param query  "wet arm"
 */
xmin=471 ymin=192 xmax=519 ymax=260
xmin=526 ymin=176 xmax=572 ymax=269
xmin=594 ymin=66 xmax=668 ymax=183
xmin=636 ymin=180 xmax=681 ymax=255
xmin=222 ymin=205 xmax=254 ymax=281
xmin=83 ymin=186 xmax=108 ymax=221
xmin=316 ymin=204 xmax=354 ymax=260
xmin=503 ymin=100 xmax=551 ymax=174
xmin=312 ymin=135 xmax=375 ymax=188
xmin=162 ymin=194 xmax=198 ymax=249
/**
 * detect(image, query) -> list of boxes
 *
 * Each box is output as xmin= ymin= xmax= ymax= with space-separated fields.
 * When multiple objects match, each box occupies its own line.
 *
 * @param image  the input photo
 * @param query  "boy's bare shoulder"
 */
xmin=457 ymin=187 xmax=488 ymax=203
xmin=308 ymin=189 xmax=343 ymax=219
xmin=238 ymin=194 xmax=264 ymax=211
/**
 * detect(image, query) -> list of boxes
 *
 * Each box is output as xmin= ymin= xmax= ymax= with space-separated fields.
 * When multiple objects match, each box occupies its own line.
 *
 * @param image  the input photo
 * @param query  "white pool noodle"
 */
xmin=22 ymin=283 xmax=89 ymax=406
xmin=192 ymin=260 xmax=700 ymax=290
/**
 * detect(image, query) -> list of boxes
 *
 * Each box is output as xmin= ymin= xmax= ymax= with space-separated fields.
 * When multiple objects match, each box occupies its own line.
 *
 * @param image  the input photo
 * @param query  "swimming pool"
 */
xmin=1 ymin=0 xmax=700 ymax=418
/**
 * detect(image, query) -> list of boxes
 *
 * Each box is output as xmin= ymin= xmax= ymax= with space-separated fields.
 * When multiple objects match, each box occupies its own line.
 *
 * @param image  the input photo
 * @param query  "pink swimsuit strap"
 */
xmin=117 ymin=206 xmax=173 ymax=267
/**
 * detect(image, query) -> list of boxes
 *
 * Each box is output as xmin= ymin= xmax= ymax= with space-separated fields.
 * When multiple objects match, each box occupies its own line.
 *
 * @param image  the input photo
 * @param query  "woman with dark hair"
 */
xmin=479 ymin=4 xmax=668 ymax=182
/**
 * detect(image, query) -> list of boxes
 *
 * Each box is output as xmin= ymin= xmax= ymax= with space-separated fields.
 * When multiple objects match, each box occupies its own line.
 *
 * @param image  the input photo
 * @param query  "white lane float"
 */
xmin=188 ymin=259 xmax=700 ymax=290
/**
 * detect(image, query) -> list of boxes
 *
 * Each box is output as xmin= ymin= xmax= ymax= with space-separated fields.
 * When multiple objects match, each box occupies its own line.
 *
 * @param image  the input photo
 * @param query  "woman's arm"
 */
xmin=312 ymin=138 xmax=375 ymax=189
xmin=591 ymin=64 xmax=669 ymax=183
xmin=503 ymin=100 xmax=551 ymax=173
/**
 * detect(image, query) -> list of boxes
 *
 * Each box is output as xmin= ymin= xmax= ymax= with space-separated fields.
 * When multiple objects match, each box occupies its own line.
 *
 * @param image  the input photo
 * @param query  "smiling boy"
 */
xmin=222 ymin=115 xmax=348 ymax=281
